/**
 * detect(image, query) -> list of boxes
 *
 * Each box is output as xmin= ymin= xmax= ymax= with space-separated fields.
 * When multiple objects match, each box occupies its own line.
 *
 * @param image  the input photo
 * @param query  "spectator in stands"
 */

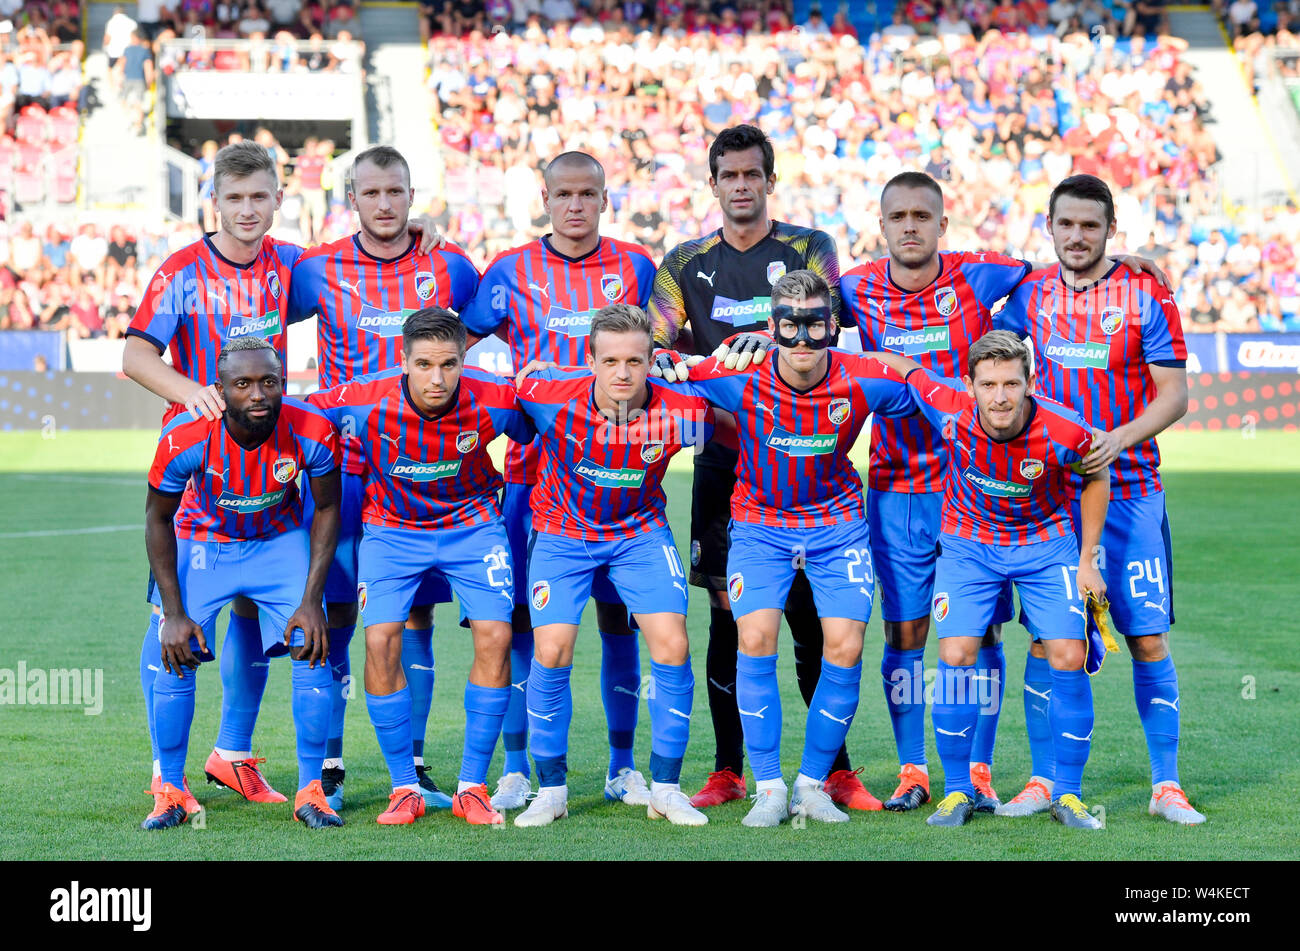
xmin=69 ymin=224 xmax=108 ymax=284
xmin=48 ymin=51 xmax=80 ymax=108
xmin=116 ymin=30 xmax=155 ymax=135
xmin=1227 ymin=0 xmax=1259 ymax=37
xmin=15 ymin=49 xmax=51 ymax=110
xmin=9 ymin=220 xmax=42 ymax=274
xmin=295 ymin=135 xmax=327 ymax=242
xmin=103 ymin=6 xmax=138 ymax=91
xmin=137 ymin=0 xmax=174 ymax=41
xmin=328 ymin=28 xmax=362 ymax=71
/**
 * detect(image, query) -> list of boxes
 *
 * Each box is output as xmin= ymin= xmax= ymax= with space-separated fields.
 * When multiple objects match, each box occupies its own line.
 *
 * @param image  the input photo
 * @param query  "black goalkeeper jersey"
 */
xmin=648 ymin=220 xmax=848 ymax=358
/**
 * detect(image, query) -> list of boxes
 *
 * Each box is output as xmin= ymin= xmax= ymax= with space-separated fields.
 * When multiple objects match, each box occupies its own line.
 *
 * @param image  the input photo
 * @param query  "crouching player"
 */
xmin=899 ymin=330 xmax=1109 ymax=829
xmin=672 ymin=270 xmax=919 ymax=827
xmin=142 ymin=337 xmax=342 ymax=830
xmin=309 ymin=308 xmax=533 ymax=825
xmin=511 ymin=304 xmax=722 ymax=828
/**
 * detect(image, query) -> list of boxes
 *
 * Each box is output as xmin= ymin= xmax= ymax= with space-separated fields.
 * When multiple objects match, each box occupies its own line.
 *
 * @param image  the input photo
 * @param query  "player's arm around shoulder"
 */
xmin=843 ymin=351 xmax=921 ymax=418
xmin=466 ymin=365 xmax=538 ymax=445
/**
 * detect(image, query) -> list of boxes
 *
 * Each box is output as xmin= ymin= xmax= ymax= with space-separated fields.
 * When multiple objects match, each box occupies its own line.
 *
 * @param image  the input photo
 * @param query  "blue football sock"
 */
xmin=365 ymin=688 xmax=417 ymax=788
xmin=291 ymin=657 xmax=332 ymax=789
xmin=600 ymin=629 xmax=640 ymax=776
xmin=881 ymin=644 xmax=926 ymax=765
xmin=647 ymin=660 xmax=693 ymax=784
xmin=401 ymin=625 xmax=434 ymax=758
xmin=1023 ymin=653 xmax=1056 ymax=782
xmin=800 ymin=658 xmax=862 ymax=782
xmin=972 ymin=643 xmax=1006 ymax=765
xmin=526 ymin=661 xmax=572 ymax=787
xmin=325 ymin=624 xmax=353 ymax=760
xmin=461 ymin=683 xmax=510 ymax=786
xmin=1049 ymin=666 xmax=1093 ymax=799
xmin=140 ymin=614 xmax=161 ymax=764
xmin=736 ymin=652 xmax=782 ymax=782
xmin=1133 ymin=655 xmax=1180 ymax=785
xmin=932 ymin=660 xmax=979 ymax=796
xmin=154 ymin=662 xmax=197 ymax=788
xmin=503 ymin=628 xmax=533 ymax=777
xmin=215 ymin=611 xmax=268 ymax=751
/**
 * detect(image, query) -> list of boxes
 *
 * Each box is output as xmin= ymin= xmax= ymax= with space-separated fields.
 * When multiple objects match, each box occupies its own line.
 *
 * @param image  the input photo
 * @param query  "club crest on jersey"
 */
xmin=601 ymin=274 xmax=623 ymax=301
xmin=640 ymin=441 xmax=665 ymax=464
xmin=766 ymin=261 xmax=786 ymax=285
xmin=357 ymin=582 xmax=367 ymax=612
xmin=531 ymin=580 xmax=551 ymax=611
xmin=827 ymin=398 xmax=851 ymax=426
xmin=456 ymin=432 xmax=479 ymax=454
xmin=934 ymin=286 xmax=958 ymax=317
xmin=227 ymin=309 xmax=283 ymax=340
xmin=1099 ymin=306 xmax=1124 ymax=335
xmin=728 ymin=572 xmax=744 ymax=602
xmin=415 ymin=271 xmax=437 ymax=301
xmin=267 ymin=272 xmax=282 ymax=299
xmin=1019 ymin=458 xmax=1045 ymax=480
xmin=932 ymin=592 xmax=950 ymax=622
xmin=272 ymin=457 xmax=297 ymax=484
xmin=690 ymin=539 xmax=701 ymax=566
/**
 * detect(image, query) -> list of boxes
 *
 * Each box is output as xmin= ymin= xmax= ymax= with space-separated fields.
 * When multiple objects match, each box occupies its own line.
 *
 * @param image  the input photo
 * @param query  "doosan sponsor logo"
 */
xmin=546 ymin=307 xmax=595 ymax=336
xmin=227 ymin=310 xmax=282 ymax=339
xmin=1042 ymin=333 xmax=1109 ymax=369
xmin=574 ymin=458 xmax=646 ymax=488
xmin=1236 ymin=340 xmax=1300 ymax=368
xmin=710 ymin=296 xmax=771 ymax=325
xmin=215 ymin=488 xmax=287 ymax=511
xmin=389 ymin=456 xmax=461 ymax=481
xmin=50 ymin=881 xmax=151 ymax=931
xmin=962 ymin=465 xmax=1031 ymax=498
xmin=881 ymin=323 xmax=951 ymax=355
xmin=766 ymin=427 xmax=837 ymax=456
xmin=356 ymin=308 xmax=417 ymax=337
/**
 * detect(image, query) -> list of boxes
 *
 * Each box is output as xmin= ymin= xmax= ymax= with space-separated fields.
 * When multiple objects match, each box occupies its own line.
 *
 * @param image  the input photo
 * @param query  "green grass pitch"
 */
xmin=1 ymin=429 xmax=1297 ymax=860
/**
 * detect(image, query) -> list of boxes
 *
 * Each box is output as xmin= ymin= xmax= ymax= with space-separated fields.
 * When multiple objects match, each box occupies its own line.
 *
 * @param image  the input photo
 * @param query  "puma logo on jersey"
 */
xmin=738 ymin=704 xmax=769 ymax=719
xmin=669 ymin=707 xmax=692 ymax=720
xmin=1062 ymin=729 xmax=1094 ymax=742
xmin=205 ymin=466 xmax=227 ymax=481
xmin=340 ymin=279 xmax=362 ymax=296
xmin=612 ymin=685 xmax=639 ymax=697
xmin=818 ymin=709 xmax=853 ymax=726
xmin=526 ymin=707 xmax=557 ymax=722
xmin=936 ymin=726 xmax=971 ymax=738
xmin=1144 ymin=598 xmax=1169 ymax=616
xmin=697 ymin=270 xmax=716 ymax=287
xmin=1024 ymin=685 xmax=1051 ymax=701
xmin=1149 ymin=696 xmax=1179 ymax=712
xmin=565 ymin=434 xmax=584 ymax=447
xmin=334 ymin=387 xmax=349 ymax=403
xmin=708 ymin=677 xmax=734 ymax=695
xmin=166 ymin=434 xmax=178 ymax=453
xmin=528 ymin=282 xmax=550 ymax=298
xmin=511 ymin=680 xmax=527 ymax=692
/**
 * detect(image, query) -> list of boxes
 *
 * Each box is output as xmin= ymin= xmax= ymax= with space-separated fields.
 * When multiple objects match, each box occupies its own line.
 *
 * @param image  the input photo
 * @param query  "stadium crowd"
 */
xmin=3 ymin=0 xmax=1300 ymax=336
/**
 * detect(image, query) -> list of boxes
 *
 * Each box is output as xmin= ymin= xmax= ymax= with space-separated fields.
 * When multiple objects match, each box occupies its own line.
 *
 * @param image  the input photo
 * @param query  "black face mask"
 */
xmin=772 ymin=303 xmax=833 ymax=350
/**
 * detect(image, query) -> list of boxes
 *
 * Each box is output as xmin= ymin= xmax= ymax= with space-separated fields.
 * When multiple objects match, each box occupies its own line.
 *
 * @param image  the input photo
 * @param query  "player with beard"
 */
xmin=141 ymin=337 xmax=342 ymax=830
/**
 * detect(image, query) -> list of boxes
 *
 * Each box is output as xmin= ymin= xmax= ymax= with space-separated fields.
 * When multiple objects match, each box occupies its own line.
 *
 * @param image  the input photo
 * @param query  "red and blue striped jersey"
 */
xmin=841 ymin=251 xmax=1031 ymax=493
xmin=515 ymin=367 xmax=715 ymax=541
xmin=459 ymin=236 xmax=657 ymax=485
xmin=288 ymin=235 xmax=481 ymax=389
xmin=998 ymin=264 xmax=1188 ymax=499
xmin=308 ymin=366 xmax=533 ymax=531
xmin=679 ymin=351 xmax=917 ymax=528
xmin=128 ymin=235 xmax=303 ymax=400
xmin=148 ymin=398 xmax=338 ymax=542
xmin=907 ymin=368 xmax=1093 ymax=546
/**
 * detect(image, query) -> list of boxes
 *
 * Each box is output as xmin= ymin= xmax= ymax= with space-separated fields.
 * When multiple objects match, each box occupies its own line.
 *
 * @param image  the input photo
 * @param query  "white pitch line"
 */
xmin=8 ymin=474 xmax=140 ymax=486
xmin=0 ymin=524 xmax=139 ymax=539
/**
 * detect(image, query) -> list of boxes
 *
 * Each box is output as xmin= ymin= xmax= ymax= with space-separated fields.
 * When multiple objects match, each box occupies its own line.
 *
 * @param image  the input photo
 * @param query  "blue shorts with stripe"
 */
xmin=149 ymin=528 xmax=311 ymax=660
xmin=526 ymin=526 xmax=687 ymax=627
xmin=1071 ymin=489 xmax=1174 ymax=637
xmin=726 ymin=519 xmax=875 ymax=623
xmin=358 ymin=520 xmax=515 ymax=626
xmin=934 ymin=532 xmax=1085 ymax=641
xmin=503 ymin=481 xmax=622 ymax=610
xmin=868 ymin=488 xmax=1013 ymax=627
